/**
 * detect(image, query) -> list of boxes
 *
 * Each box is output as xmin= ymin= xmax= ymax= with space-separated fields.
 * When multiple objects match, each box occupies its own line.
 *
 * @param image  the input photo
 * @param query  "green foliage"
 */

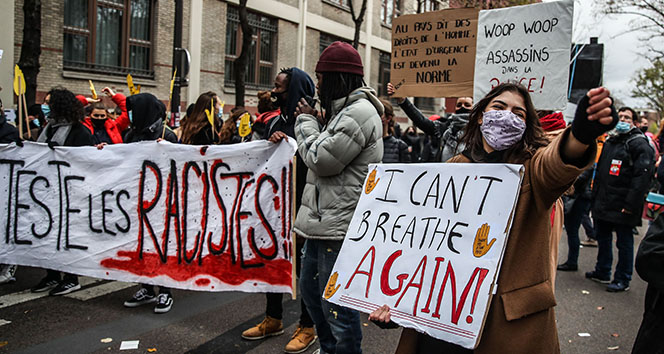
xmin=632 ymin=59 xmax=664 ymax=114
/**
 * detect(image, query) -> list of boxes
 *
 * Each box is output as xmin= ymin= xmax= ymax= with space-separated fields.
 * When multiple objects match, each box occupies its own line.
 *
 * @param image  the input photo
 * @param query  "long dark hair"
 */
xmin=46 ymin=88 xmax=85 ymax=124
xmin=319 ymin=72 xmax=364 ymax=122
xmin=180 ymin=91 xmax=222 ymax=144
xmin=462 ymin=83 xmax=548 ymax=163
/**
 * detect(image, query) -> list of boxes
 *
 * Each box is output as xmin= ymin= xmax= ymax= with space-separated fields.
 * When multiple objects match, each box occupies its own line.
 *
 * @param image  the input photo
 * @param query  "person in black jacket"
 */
xmin=246 ymin=67 xmax=318 ymax=354
xmin=558 ymin=167 xmax=593 ymax=271
xmin=121 ymin=93 xmax=177 ymax=314
xmin=380 ymin=99 xmax=410 ymax=163
xmin=632 ymin=213 xmax=664 ymax=354
xmin=387 ymin=82 xmax=470 ymax=162
xmin=0 ymin=99 xmax=20 ymax=284
xmin=586 ymin=107 xmax=655 ymax=292
xmin=31 ymin=88 xmax=95 ymax=296
xmin=178 ymin=92 xmax=224 ymax=145
xmin=0 ymin=98 xmax=19 ymax=144
xmin=122 ymin=93 xmax=177 ymax=143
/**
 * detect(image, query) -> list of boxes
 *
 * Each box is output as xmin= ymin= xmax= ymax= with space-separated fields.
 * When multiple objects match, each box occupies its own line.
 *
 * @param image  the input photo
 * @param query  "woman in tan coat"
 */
xmin=371 ymin=83 xmax=618 ymax=353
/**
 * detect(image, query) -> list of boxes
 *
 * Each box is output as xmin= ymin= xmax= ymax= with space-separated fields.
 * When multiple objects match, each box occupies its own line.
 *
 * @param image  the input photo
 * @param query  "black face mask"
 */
xmin=271 ymin=90 xmax=287 ymax=108
xmin=455 ymin=107 xmax=471 ymax=114
xmin=640 ymin=126 xmax=648 ymax=133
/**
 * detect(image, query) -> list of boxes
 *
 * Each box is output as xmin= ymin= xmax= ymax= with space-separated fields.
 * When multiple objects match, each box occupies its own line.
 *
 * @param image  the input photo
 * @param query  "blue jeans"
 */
xmin=564 ymin=198 xmax=591 ymax=266
xmin=300 ymin=239 xmax=362 ymax=354
xmin=593 ymin=219 xmax=634 ymax=283
xmin=581 ymin=203 xmax=595 ymax=239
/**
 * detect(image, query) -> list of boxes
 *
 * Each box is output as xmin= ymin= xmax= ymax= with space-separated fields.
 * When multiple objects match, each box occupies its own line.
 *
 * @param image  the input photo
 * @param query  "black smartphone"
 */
xmin=304 ymin=95 xmax=317 ymax=108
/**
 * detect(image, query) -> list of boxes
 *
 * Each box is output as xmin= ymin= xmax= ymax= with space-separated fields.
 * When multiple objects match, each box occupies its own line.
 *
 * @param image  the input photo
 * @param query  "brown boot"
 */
xmin=284 ymin=325 xmax=317 ymax=353
xmin=241 ymin=316 xmax=284 ymax=340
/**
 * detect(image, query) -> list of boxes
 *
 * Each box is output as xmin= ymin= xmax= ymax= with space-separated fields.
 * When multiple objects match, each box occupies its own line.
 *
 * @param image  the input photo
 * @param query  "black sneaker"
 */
xmin=31 ymin=276 xmax=60 ymax=293
xmin=49 ymin=280 xmax=81 ymax=296
xmin=154 ymin=293 xmax=173 ymax=314
xmin=557 ymin=263 xmax=578 ymax=271
xmin=124 ymin=288 xmax=157 ymax=308
xmin=606 ymin=281 xmax=630 ymax=292
xmin=585 ymin=271 xmax=611 ymax=284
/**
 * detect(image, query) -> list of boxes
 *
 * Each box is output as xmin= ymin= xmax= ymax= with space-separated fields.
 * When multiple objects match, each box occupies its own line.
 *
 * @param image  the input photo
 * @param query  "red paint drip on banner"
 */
xmin=100 ymin=251 xmax=292 ymax=286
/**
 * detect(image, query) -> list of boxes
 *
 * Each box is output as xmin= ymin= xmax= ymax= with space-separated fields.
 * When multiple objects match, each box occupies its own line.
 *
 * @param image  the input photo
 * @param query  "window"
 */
xmin=418 ymin=0 xmax=439 ymax=13
xmin=319 ymin=33 xmax=347 ymax=56
xmin=63 ymin=0 xmax=154 ymax=78
xmin=224 ymin=6 xmax=277 ymax=90
xmin=323 ymin=0 xmax=350 ymax=8
xmin=378 ymin=52 xmax=391 ymax=97
xmin=381 ymin=0 xmax=401 ymax=26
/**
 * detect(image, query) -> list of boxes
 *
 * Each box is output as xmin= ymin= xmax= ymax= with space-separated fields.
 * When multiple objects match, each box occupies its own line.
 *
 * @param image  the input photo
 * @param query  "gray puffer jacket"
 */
xmin=294 ymin=87 xmax=384 ymax=240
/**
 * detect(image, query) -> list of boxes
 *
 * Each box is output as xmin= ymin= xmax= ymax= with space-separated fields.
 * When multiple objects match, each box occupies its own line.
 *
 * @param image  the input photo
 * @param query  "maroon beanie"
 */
xmin=316 ymin=41 xmax=364 ymax=76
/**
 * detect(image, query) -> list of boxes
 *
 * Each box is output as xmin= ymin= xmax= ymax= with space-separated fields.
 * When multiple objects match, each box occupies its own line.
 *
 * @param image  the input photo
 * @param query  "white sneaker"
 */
xmin=0 ymin=265 xmax=17 ymax=284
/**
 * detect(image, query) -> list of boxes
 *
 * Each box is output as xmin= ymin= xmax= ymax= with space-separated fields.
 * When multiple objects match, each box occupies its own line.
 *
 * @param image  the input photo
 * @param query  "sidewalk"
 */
xmin=555 ymin=223 xmax=647 ymax=353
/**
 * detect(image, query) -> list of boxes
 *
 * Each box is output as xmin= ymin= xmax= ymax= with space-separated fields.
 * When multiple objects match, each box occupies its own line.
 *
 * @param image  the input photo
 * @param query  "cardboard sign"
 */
xmin=0 ymin=140 xmax=296 ymax=293
xmin=473 ymin=0 xmax=573 ymax=110
xmin=325 ymin=163 xmax=524 ymax=349
xmin=391 ymin=8 xmax=479 ymax=98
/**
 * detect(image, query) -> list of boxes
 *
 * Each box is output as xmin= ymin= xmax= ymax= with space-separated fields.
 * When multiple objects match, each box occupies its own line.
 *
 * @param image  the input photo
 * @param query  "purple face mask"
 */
xmin=480 ymin=110 xmax=526 ymax=151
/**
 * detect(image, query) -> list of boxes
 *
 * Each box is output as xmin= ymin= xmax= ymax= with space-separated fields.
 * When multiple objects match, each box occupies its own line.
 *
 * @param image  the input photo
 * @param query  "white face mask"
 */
xmin=479 ymin=110 xmax=526 ymax=151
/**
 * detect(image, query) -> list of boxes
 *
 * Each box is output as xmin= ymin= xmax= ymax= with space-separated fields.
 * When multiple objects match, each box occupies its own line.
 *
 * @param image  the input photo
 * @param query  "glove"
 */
xmin=571 ymin=94 xmax=619 ymax=145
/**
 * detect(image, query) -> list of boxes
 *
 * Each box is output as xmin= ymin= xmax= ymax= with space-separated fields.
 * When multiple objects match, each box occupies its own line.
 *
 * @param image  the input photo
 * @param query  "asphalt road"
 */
xmin=0 ymin=224 xmax=649 ymax=354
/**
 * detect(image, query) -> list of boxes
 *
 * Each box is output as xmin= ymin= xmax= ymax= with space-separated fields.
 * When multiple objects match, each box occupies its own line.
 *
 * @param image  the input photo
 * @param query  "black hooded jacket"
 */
xmin=265 ymin=68 xmax=315 ymax=139
xmin=122 ymin=93 xmax=177 ymax=143
xmin=0 ymin=113 xmax=19 ymax=143
xmin=592 ymin=127 xmax=655 ymax=226
xmin=632 ymin=213 xmax=664 ymax=353
xmin=264 ymin=68 xmax=315 ymax=213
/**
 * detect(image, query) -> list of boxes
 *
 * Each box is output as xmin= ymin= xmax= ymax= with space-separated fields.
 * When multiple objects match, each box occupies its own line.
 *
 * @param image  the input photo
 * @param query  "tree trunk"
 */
xmin=233 ymin=0 xmax=253 ymax=108
xmin=18 ymin=0 xmax=41 ymax=106
xmin=353 ymin=20 xmax=361 ymax=49
xmin=349 ymin=0 xmax=368 ymax=50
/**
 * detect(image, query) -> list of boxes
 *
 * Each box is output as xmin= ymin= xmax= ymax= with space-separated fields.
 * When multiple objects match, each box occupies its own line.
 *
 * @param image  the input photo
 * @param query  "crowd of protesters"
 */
xmin=0 ymin=40 xmax=662 ymax=353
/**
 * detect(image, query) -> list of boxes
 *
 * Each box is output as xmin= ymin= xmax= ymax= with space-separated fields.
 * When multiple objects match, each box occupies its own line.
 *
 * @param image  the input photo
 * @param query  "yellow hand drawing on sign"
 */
xmin=324 ymin=272 xmax=341 ymax=299
xmin=473 ymin=223 xmax=496 ymax=258
xmin=364 ymin=168 xmax=380 ymax=194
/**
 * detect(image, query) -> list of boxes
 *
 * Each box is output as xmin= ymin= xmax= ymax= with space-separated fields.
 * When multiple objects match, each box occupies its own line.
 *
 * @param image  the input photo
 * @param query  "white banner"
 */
xmin=473 ymin=0 xmax=573 ymax=110
xmin=0 ymin=140 xmax=297 ymax=293
xmin=324 ymin=163 xmax=523 ymax=349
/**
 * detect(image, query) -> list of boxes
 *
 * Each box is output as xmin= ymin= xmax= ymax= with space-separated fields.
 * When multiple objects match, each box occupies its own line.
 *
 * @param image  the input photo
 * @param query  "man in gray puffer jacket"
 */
xmin=294 ymin=41 xmax=383 ymax=354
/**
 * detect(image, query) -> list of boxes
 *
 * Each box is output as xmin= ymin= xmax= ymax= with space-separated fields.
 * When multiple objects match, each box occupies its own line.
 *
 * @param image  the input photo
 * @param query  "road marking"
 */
xmin=0 ymin=319 xmax=11 ymax=326
xmin=0 ymin=277 xmax=101 ymax=309
xmin=65 ymin=281 xmax=135 ymax=301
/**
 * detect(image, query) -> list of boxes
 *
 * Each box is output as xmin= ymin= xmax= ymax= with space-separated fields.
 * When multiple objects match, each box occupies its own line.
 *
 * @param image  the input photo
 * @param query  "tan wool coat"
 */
xmin=456 ymin=129 xmax=597 ymax=354
xmin=447 ymin=128 xmax=595 ymax=354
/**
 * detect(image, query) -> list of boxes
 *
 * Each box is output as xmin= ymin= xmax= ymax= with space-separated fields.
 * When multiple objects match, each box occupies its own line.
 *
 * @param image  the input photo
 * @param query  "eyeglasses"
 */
xmin=91 ymin=114 xmax=106 ymax=118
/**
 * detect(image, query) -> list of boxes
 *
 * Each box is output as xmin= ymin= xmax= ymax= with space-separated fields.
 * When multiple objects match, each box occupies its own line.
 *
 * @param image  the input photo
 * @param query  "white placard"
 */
xmin=324 ymin=163 xmax=524 ymax=349
xmin=0 ymin=140 xmax=296 ymax=293
xmin=473 ymin=0 xmax=573 ymax=110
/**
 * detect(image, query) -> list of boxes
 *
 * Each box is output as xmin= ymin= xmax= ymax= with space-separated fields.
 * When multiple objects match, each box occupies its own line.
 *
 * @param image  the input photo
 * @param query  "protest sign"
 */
xmin=390 ymin=8 xmax=479 ymax=98
xmin=0 ymin=140 xmax=296 ymax=293
xmin=324 ymin=163 xmax=524 ymax=349
xmin=473 ymin=0 xmax=573 ymax=110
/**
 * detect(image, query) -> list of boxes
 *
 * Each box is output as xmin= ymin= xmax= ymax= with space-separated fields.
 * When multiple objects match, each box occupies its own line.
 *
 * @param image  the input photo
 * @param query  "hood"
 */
xmin=126 ymin=93 xmax=166 ymax=131
xmin=447 ymin=112 xmax=469 ymax=127
xmin=282 ymin=68 xmax=315 ymax=122
xmin=331 ymin=86 xmax=384 ymax=117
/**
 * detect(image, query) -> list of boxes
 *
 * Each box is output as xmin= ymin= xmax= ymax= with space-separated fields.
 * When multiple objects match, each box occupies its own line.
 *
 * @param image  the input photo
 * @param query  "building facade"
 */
xmin=6 ymin=0 xmax=453 ymax=124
